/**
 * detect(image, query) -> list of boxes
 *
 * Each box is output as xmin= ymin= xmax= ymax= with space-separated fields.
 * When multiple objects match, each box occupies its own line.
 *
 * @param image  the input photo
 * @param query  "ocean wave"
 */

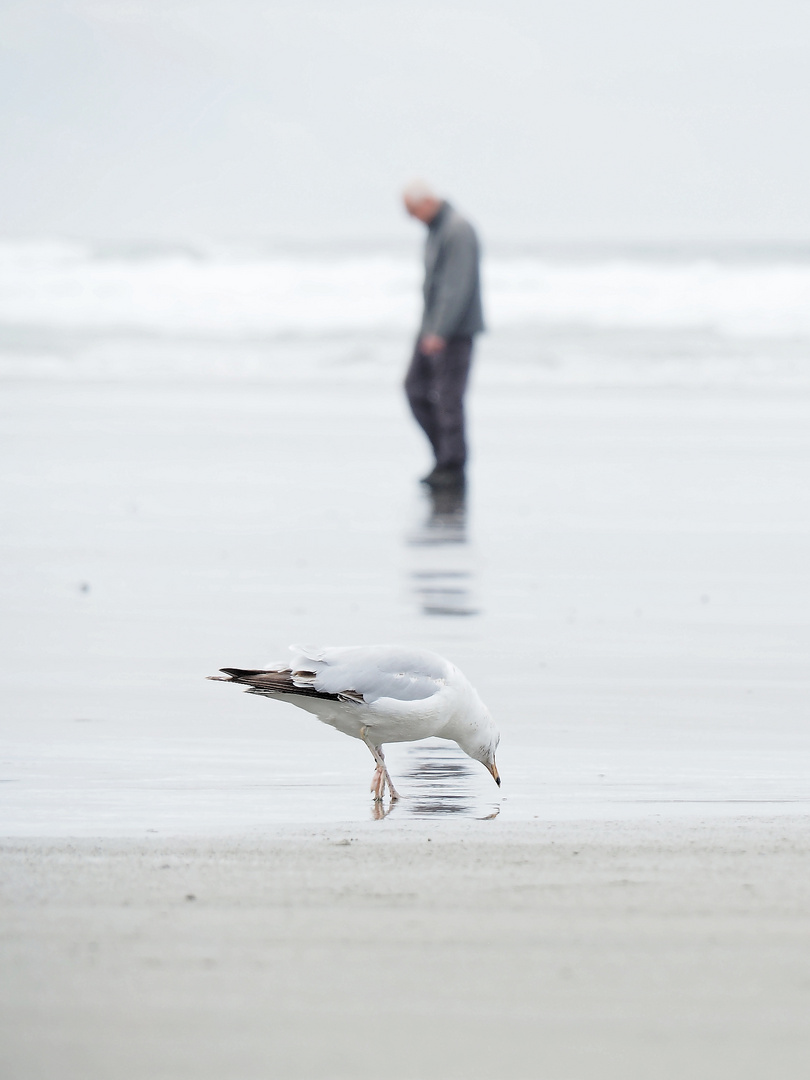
xmin=1 ymin=238 xmax=809 ymax=340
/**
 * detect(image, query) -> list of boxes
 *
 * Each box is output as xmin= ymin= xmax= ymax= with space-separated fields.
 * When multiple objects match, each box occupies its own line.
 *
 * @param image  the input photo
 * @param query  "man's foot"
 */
xmin=424 ymin=465 xmax=465 ymax=490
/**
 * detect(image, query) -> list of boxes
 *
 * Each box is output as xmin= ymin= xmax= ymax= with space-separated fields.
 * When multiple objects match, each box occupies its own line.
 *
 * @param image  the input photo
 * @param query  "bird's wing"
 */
xmin=288 ymin=644 xmax=450 ymax=703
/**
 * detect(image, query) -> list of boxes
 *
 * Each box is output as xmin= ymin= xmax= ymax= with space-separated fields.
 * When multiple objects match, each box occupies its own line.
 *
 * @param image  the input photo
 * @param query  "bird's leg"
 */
xmin=376 ymin=745 xmax=400 ymax=802
xmin=370 ymin=763 xmax=386 ymax=801
xmin=361 ymin=730 xmax=401 ymax=802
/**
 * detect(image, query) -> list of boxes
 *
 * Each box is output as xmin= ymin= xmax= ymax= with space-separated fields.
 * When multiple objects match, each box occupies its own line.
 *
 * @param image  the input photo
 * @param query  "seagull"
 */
xmin=208 ymin=644 xmax=500 ymax=802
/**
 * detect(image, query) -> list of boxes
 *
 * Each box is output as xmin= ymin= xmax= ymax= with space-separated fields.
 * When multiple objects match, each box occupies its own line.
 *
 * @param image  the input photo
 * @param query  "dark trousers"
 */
xmin=404 ymin=336 xmax=473 ymax=469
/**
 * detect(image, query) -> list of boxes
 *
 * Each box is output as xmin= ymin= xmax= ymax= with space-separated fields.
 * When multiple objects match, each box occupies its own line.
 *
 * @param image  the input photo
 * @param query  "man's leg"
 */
xmin=432 ymin=336 xmax=473 ymax=470
xmin=404 ymin=344 xmax=440 ymax=458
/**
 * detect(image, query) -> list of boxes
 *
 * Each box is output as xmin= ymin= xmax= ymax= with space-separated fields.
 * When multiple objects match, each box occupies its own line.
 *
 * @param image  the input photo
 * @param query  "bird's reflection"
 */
xmin=372 ymin=742 xmax=500 ymax=819
xmin=406 ymin=485 xmax=479 ymax=617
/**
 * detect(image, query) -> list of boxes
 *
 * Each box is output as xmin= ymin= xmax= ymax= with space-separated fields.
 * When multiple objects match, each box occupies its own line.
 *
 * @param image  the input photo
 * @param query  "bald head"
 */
xmin=402 ymin=179 xmax=443 ymax=224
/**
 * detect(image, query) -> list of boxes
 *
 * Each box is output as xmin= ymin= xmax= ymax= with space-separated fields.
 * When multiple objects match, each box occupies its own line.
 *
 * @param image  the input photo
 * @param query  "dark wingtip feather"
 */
xmin=207 ymin=666 xmax=341 ymax=701
xmin=207 ymin=668 xmax=266 ymax=683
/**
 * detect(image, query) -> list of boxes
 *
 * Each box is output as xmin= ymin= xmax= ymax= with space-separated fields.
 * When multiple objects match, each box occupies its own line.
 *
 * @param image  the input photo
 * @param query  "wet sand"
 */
xmin=3 ymin=371 xmax=810 ymax=1075
xmin=3 ymin=377 xmax=810 ymax=826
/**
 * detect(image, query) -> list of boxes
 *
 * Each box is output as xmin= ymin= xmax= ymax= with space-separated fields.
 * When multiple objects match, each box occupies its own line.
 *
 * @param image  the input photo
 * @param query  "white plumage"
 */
xmin=209 ymin=644 xmax=500 ymax=801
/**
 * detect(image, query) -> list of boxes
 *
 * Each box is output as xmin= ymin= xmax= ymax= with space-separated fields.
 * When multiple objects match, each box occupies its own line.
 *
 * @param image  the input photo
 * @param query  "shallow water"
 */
xmin=3 ymin=365 xmax=810 ymax=832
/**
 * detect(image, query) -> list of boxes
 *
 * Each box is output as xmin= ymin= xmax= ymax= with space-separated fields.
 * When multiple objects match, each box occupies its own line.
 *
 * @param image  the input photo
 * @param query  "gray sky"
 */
xmin=2 ymin=0 xmax=809 ymax=242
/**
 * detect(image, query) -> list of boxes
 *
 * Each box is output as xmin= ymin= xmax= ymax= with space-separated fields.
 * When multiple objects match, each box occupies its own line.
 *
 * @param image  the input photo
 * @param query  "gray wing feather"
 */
xmin=288 ymin=644 xmax=449 ymax=703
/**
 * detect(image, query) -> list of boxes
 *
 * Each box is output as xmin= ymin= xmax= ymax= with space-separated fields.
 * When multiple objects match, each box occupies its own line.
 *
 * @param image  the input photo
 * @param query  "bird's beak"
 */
xmin=486 ymin=760 xmax=501 ymax=787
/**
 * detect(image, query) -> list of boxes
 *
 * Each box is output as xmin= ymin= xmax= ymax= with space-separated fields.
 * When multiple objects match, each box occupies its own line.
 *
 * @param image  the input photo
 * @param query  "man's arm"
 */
xmin=421 ymin=220 xmax=479 ymax=345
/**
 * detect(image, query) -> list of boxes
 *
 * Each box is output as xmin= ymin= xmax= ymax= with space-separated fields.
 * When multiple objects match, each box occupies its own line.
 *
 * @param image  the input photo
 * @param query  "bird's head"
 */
xmin=456 ymin=706 xmax=501 ymax=787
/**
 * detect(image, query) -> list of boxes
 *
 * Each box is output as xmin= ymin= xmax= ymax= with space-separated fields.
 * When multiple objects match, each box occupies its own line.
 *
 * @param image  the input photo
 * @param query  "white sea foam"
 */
xmin=488 ymin=256 xmax=810 ymax=337
xmin=1 ymin=239 xmax=809 ymax=385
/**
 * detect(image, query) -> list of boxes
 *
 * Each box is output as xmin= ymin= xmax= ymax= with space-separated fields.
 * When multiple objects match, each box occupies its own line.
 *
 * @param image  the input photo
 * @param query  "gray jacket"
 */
xmin=420 ymin=202 xmax=485 ymax=339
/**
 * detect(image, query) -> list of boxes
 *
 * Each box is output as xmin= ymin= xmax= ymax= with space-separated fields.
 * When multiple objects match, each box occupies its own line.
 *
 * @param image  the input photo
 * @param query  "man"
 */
xmin=402 ymin=180 xmax=484 ymax=489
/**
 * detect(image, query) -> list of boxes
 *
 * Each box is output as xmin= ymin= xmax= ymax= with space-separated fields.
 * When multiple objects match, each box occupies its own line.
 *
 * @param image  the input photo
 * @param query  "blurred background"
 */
xmin=2 ymin=0 xmax=810 ymax=242
xmin=2 ymin=0 xmax=810 ymax=388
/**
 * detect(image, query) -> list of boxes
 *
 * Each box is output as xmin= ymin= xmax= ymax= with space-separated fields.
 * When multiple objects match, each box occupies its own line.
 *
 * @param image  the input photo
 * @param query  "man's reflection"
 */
xmin=406 ymin=485 xmax=479 ymax=616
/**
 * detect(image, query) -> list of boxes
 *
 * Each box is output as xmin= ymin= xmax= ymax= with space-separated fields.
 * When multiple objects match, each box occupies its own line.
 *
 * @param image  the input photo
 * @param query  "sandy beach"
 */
xmin=3 ymin=820 xmax=810 ymax=1080
xmin=3 ymin=247 xmax=810 ymax=1076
